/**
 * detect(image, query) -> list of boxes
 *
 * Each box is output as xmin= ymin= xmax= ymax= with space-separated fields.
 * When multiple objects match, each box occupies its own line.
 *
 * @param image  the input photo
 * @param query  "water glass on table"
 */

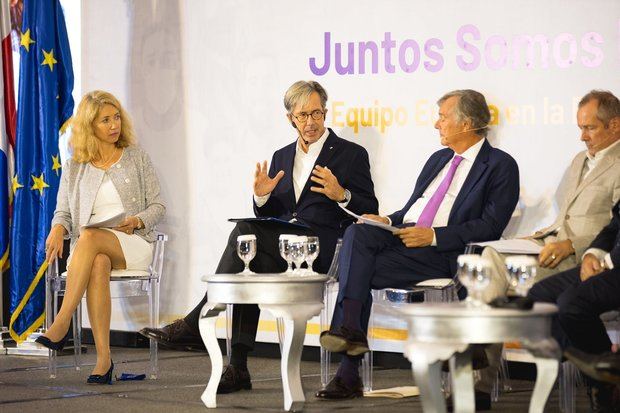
xmin=237 ymin=234 xmax=257 ymax=274
xmin=456 ymin=254 xmax=491 ymax=307
xmin=304 ymin=236 xmax=320 ymax=275
xmin=278 ymin=234 xmax=296 ymax=273
xmin=505 ymin=255 xmax=537 ymax=296
xmin=288 ymin=236 xmax=308 ymax=275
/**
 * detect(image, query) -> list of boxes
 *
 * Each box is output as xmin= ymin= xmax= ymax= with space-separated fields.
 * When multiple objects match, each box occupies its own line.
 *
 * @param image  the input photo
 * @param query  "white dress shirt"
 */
xmin=392 ymin=138 xmax=486 ymax=245
xmin=255 ymin=128 xmax=330 ymax=207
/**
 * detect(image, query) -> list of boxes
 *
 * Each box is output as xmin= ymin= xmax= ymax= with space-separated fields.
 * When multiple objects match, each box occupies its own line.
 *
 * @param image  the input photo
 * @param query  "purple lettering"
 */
xmin=309 ymin=32 xmax=331 ymax=76
xmin=381 ymin=32 xmax=396 ymax=73
xmin=485 ymin=35 xmax=508 ymax=70
xmin=456 ymin=24 xmax=481 ymax=71
xmin=424 ymin=38 xmax=444 ymax=72
xmin=580 ymin=31 xmax=604 ymax=68
xmin=358 ymin=41 xmax=379 ymax=74
xmin=398 ymin=39 xmax=421 ymax=73
xmin=553 ymin=33 xmax=577 ymax=69
xmin=335 ymin=41 xmax=355 ymax=75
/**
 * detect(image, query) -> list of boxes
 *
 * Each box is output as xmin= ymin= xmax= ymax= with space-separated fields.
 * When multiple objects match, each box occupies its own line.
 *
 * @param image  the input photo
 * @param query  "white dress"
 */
xmin=68 ymin=174 xmax=154 ymax=272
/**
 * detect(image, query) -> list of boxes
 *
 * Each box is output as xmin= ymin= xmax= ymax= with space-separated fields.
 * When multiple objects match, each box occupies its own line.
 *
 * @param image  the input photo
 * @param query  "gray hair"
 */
xmin=579 ymin=90 xmax=620 ymax=126
xmin=437 ymin=90 xmax=491 ymax=138
xmin=283 ymin=80 xmax=328 ymax=114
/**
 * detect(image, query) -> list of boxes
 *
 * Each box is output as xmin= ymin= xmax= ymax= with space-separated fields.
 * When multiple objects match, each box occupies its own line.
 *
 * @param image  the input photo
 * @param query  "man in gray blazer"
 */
xmin=475 ymin=90 xmax=620 ymax=408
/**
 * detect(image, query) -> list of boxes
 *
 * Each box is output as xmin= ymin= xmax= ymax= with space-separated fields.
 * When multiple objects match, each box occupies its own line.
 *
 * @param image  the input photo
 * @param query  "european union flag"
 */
xmin=9 ymin=0 xmax=73 ymax=342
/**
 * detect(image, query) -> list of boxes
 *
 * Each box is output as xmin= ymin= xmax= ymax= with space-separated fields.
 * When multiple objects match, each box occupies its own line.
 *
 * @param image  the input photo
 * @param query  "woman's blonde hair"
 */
xmin=70 ymin=90 xmax=136 ymax=163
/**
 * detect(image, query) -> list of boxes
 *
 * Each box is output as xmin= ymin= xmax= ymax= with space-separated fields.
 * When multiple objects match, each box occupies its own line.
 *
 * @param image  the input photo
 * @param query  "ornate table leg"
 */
xmin=262 ymin=303 xmax=324 ymax=412
xmin=404 ymin=342 xmax=466 ymax=413
xmin=450 ymin=347 xmax=475 ymax=413
xmin=199 ymin=302 xmax=226 ymax=409
xmin=523 ymin=338 xmax=561 ymax=413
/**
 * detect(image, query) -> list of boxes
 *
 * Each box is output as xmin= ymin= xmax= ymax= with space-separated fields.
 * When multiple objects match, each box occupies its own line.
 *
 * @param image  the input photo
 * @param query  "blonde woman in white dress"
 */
xmin=36 ymin=91 xmax=165 ymax=384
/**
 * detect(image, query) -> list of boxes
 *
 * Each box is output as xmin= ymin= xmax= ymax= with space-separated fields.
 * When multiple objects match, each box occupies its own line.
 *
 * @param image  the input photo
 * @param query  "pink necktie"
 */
xmin=416 ymin=155 xmax=464 ymax=228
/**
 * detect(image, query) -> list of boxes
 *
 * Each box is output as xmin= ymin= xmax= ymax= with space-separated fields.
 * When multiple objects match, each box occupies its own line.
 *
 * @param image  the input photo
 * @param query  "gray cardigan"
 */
xmin=51 ymin=145 xmax=166 ymax=246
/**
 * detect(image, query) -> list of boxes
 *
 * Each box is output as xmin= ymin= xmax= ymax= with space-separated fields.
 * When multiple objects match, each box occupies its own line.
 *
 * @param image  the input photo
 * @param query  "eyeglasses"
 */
xmin=292 ymin=109 xmax=324 ymax=123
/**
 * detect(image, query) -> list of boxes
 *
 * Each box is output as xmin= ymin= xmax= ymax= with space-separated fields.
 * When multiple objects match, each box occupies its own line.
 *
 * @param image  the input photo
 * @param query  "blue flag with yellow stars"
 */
xmin=9 ymin=0 xmax=73 ymax=342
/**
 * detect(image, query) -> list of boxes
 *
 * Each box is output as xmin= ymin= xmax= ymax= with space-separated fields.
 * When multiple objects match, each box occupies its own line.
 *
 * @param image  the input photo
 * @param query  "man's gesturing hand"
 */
xmin=254 ymin=161 xmax=284 ymax=197
xmin=310 ymin=165 xmax=346 ymax=201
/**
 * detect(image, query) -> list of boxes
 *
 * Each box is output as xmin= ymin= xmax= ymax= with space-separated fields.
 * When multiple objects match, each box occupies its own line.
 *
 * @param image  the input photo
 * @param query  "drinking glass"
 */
xmin=304 ymin=236 xmax=320 ymax=275
xmin=278 ymin=234 xmax=295 ymax=273
xmin=289 ymin=236 xmax=308 ymax=274
xmin=505 ymin=255 xmax=537 ymax=297
xmin=456 ymin=254 xmax=491 ymax=307
xmin=236 ymin=234 xmax=257 ymax=274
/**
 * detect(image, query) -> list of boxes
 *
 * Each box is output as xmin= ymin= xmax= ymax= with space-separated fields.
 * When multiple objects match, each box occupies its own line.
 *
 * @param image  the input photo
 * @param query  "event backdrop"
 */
xmin=79 ymin=0 xmax=620 ymax=349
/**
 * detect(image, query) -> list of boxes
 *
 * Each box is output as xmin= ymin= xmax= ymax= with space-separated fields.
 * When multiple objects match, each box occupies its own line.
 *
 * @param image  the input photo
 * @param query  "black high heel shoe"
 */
xmin=87 ymin=360 xmax=114 ymax=385
xmin=34 ymin=333 xmax=69 ymax=352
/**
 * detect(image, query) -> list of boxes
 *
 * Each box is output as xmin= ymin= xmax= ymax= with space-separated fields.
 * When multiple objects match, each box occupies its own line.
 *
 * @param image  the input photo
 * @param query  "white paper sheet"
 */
xmin=82 ymin=212 xmax=126 ymax=229
xmin=470 ymin=239 xmax=542 ymax=255
xmin=338 ymin=204 xmax=399 ymax=233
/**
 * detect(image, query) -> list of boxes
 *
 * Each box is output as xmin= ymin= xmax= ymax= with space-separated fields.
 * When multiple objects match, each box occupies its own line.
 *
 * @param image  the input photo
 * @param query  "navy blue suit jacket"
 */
xmin=589 ymin=200 xmax=620 ymax=267
xmin=388 ymin=139 xmax=520 ymax=272
xmin=253 ymin=128 xmax=379 ymax=272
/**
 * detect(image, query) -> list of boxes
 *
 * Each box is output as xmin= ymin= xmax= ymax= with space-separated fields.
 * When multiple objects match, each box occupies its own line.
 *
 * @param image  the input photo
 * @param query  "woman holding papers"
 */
xmin=35 ymin=91 xmax=165 ymax=384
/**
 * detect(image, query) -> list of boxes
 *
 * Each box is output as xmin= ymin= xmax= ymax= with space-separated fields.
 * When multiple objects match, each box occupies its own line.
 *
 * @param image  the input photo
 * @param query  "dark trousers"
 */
xmin=184 ymin=221 xmax=311 ymax=349
xmin=332 ymin=223 xmax=453 ymax=333
xmin=528 ymin=266 xmax=620 ymax=354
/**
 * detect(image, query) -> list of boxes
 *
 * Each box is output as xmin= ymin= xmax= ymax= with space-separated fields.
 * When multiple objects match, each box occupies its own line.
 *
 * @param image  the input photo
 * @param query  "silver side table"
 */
xmin=388 ymin=302 xmax=560 ymax=413
xmin=199 ymin=273 xmax=327 ymax=411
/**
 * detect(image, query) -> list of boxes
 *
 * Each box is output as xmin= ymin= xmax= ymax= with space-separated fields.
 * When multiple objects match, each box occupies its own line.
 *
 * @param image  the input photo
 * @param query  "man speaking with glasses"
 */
xmin=140 ymin=80 xmax=378 ymax=394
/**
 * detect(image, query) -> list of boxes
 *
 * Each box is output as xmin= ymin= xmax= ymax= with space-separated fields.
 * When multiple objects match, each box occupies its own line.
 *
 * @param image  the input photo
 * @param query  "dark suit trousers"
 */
xmin=332 ymin=224 xmax=453 ymax=333
xmin=528 ymin=266 xmax=620 ymax=354
xmin=184 ymin=221 xmax=311 ymax=349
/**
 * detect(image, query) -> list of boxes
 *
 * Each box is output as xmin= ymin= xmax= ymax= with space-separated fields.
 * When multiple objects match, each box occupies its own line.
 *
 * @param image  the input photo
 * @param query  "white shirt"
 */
xmin=88 ymin=175 xmax=125 ymax=224
xmin=255 ymin=128 xmax=330 ymax=207
xmin=584 ymin=139 xmax=620 ymax=179
xmin=391 ymin=138 xmax=486 ymax=246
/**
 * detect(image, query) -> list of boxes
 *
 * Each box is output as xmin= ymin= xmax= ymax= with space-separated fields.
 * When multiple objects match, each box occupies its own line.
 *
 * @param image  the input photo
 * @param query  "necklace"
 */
xmin=93 ymin=147 xmax=118 ymax=168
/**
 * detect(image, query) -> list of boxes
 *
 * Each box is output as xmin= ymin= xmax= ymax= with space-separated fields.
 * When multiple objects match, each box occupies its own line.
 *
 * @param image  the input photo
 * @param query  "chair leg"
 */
xmin=319 ymin=282 xmax=333 ymax=388
xmin=72 ymin=304 xmax=81 ymax=370
xmin=361 ymin=351 xmax=373 ymax=392
xmin=559 ymin=360 xmax=577 ymax=413
xmin=50 ymin=289 xmax=59 ymax=378
xmin=149 ymin=279 xmax=160 ymax=379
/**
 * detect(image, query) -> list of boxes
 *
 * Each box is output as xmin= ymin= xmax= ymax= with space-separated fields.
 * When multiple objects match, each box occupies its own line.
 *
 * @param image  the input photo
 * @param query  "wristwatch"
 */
xmin=338 ymin=189 xmax=351 ymax=204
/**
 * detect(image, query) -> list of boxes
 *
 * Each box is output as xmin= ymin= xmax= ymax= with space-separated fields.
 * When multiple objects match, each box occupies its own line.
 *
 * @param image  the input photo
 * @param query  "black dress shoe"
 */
xmin=217 ymin=365 xmax=252 ymax=394
xmin=35 ymin=333 xmax=69 ymax=351
xmin=315 ymin=376 xmax=363 ymax=400
xmin=446 ymin=390 xmax=491 ymax=412
xmin=320 ymin=326 xmax=369 ymax=356
xmin=588 ymin=383 xmax=620 ymax=413
xmin=565 ymin=347 xmax=620 ymax=385
xmin=87 ymin=361 xmax=114 ymax=385
xmin=139 ymin=319 xmax=205 ymax=350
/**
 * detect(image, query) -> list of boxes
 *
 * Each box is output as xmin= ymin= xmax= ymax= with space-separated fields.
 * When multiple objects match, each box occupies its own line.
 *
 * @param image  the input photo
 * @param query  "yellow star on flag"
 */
xmin=31 ymin=173 xmax=49 ymax=196
xmin=20 ymin=29 xmax=35 ymax=52
xmin=12 ymin=175 xmax=24 ymax=195
xmin=52 ymin=154 xmax=62 ymax=175
xmin=41 ymin=49 xmax=58 ymax=71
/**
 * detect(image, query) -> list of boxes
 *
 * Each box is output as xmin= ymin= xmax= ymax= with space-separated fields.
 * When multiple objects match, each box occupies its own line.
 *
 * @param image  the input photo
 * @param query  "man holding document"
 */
xmin=316 ymin=89 xmax=520 ymax=401
xmin=140 ymin=80 xmax=378 ymax=393
xmin=481 ymin=90 xmax=620 ymax=301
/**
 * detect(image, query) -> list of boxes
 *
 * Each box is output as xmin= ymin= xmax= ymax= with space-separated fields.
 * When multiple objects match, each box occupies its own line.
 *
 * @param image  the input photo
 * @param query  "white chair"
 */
xmin=44 ymin=232 xmax=168 ymax=379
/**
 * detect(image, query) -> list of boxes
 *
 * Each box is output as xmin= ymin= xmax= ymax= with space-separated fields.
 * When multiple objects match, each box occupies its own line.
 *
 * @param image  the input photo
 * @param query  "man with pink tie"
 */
xmin=316 ymin=89 xmax=520 ymax=402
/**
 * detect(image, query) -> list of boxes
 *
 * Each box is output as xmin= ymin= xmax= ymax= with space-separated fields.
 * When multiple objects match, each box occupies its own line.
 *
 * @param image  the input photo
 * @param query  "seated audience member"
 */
xmin=317 ymin=89 xmax=520 ymax=401
xmin=140 ymin=80 xmax=379 ymax=393
xmin=477 ymin=89 xmax=620 ymax=410
xmin=529 ymin=199 xmax=620 ymax=412
xmin=36 ymin=91 xmax=166 ymax=384
xmin=483 ymin=89 xmax=620 ymax=301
